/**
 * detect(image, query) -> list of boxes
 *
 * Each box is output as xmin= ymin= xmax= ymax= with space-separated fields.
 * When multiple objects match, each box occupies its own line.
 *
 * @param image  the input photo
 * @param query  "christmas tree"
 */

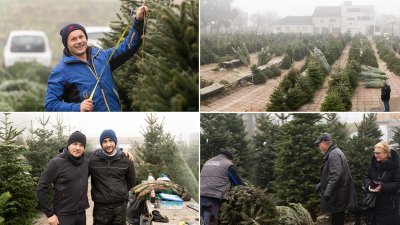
xmin=102 ymin=0 xmax=198 ymax=111
xmin=0 ymin=113 xmax=37 ymax=225
xmin=134 ymin=114 xmax=198 ymax=201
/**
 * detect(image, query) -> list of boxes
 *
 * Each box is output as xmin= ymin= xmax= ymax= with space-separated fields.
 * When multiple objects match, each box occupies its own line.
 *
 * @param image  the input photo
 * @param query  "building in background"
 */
xmin=341 ymin=1 xmax=375 ymax=35
xmin=272 ymin=1 xmax=375 ymax=35
xmin=312 ymin=6 xmax=341 ymax=34
xmin=272 ymin=16 xmax=313 ymax=34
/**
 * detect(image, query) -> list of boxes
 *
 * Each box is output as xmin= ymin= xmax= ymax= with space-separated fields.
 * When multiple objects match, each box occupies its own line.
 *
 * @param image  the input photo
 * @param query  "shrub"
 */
xmin=220 ymin=186 xmax=279 ymax=225
xmin=251 ymin=65 xmax=267 ymax=84
xmin=219 ymin=80 xmax=229 ymax=85
xmin=276 ymin=203 xmax=314 ymax=225
xmin=280 ymin=54 xmax=292 ymax=69
xmin=321 ymin=91 xmax=347 ymax=111
xmin=200 ymin=78 xmax=214 ymax=88
xmin=265 ymin=65 xmax=281 ymax=79
xmin=257 ymin=47 xmax=273 ymax=66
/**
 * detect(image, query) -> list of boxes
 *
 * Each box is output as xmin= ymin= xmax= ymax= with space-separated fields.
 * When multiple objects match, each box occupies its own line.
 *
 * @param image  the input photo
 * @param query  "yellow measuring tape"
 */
xmin=88 ymin=24 xmax=131 ymax=101
xmin=88 ymin=8 xmax=148 ymax=107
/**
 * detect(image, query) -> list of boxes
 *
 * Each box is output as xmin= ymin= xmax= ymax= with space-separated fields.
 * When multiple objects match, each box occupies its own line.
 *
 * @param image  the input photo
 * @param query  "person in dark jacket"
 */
xmin=36 ymin=131 xmax=89 ymax=225
xmin=45 ymin=6 xmax=148 ymax=112
xmin=315 ymin=133 xmax=356 ymax=225
xmin=200 ymin=150 xmax=244 ymax=225
xmin=89 ymin=129 xmax=135 ymax=225
xmin=364 ymin=141 xmax=400 ymax=225
xmin=381 ymin=81 xmax=391 ymax=112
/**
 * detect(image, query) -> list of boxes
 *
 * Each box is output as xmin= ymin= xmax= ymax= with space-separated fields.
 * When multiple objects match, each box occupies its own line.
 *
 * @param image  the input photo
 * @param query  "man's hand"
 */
xmin=136 ymin=6 xmax=149 ymax=21
xmin=48 ymin=214 xmax=59 ymax=225
xmin=122 ymin=148 xmax=134 ymax=161
xmin=80 ymin=99 xmax=93 ymax=112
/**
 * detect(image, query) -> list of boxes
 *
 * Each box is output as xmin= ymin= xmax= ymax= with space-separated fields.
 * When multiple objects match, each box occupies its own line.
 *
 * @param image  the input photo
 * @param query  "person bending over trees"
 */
xmin=200 ymin=150 xmax=244 ymax=225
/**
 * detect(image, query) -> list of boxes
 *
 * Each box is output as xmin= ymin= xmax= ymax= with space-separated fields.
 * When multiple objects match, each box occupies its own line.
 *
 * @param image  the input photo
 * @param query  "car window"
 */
xmin=10 ymin=35 xmax=46 ymax=53
xmin=88 ymin=32 xmax=106 ymax=40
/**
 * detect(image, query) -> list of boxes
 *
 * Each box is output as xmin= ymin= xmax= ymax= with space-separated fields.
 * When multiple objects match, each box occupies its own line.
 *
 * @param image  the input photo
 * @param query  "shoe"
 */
xmin=152 ymin=210 xmax=169 ymax=223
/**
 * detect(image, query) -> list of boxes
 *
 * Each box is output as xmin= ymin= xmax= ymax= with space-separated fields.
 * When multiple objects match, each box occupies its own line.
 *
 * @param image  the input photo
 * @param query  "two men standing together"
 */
xmin=36 ymin=129 xmax=135 ymax=225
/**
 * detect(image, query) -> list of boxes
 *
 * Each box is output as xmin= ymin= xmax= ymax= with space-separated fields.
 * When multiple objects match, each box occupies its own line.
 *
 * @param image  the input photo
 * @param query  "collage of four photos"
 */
xmin=1 ymin=0 xmax=400 ymax=225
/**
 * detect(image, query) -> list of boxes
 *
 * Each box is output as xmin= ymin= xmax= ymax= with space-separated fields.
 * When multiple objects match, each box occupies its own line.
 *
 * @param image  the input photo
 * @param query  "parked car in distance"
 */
xmin=86 ymin=26 xmax=111 ymax=49
xmin=3 ymin=30 xmax=51 ymax=68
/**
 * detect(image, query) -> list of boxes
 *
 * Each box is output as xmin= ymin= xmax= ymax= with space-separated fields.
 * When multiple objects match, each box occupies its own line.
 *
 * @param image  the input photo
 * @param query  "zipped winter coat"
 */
xmin=36 ymin=148 xmax=89 ymax=217
xmin=364 ymin=149 xmax=400 ymax=225
xmin=318 ymin=143 xmax=357 ymax=213
xmin=88 ymin=148 xmax=135 ymax=204
xmin=381 ymin=84 xmax=391 ymax=101
xmin=45 ymin=18 xmax=143 ymax=112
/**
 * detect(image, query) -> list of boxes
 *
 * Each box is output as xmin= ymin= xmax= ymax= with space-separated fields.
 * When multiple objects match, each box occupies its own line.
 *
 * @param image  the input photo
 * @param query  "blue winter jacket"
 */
xmin=45 ymin=18 xmax=143 ymax=112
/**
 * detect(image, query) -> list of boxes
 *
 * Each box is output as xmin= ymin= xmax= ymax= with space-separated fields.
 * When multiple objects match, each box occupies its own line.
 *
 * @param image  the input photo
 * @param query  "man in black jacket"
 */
xmin=36 ymin=131 xmax=89 ymax=225
xmin=89 ymin=129 xmax=135 ymax=225
xmin=381 ymin=81 xmax=391 ymax=112
xmin=315 ymin=133 xmax=356 ymax=225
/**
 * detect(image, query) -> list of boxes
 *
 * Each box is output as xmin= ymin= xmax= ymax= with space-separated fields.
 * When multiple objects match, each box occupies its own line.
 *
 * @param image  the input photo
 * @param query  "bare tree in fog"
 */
xmin=201 ymin=0 xmax=236 ymax=33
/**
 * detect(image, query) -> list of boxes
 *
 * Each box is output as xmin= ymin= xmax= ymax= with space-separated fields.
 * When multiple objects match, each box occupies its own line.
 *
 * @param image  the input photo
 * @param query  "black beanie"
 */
xmin=68 ymin=131 xmax=86 ymax=147
xmin=220 ymin=150 xmax=233 ymax=160
xmin=60 ymin=24 xmax=88 ymax=49
xmin=99 ymin=129 xmax=118 ymax=145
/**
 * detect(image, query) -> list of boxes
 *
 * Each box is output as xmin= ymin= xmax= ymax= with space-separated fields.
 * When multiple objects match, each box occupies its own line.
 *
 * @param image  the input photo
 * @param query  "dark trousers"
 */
xmin=58 ymin=212 xmax=86 ymax=225
xmin=331 ymin=211 xmax=345 ymax=225
xmin=200 ymin=196 xmax=219 ymax=225
xmin=383 ymin=100 xmax=390 ymax=112
xmin=93 ymin=202 xmax=127 ymax=225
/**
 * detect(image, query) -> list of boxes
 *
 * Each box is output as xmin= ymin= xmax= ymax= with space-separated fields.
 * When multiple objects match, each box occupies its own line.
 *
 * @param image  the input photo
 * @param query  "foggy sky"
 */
xmin=232 ymin=0 xmax=400 ymax=17
xmin=6 ymin=112 xmax=199 ymax=139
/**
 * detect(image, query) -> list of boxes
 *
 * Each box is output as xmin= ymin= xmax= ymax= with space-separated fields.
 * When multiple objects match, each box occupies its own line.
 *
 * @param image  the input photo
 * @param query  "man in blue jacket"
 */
xmin=45 ymin=6 xmax=148 ymax=112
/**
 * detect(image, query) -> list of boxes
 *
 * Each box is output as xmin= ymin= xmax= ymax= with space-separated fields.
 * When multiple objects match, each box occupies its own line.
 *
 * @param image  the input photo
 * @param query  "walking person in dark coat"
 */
xmin=364 ymin=141 xmax=400 ymax=225
xmin=315 ymin=133 xmax=357 ymax=225
xmin=88 ymin=129 xmax=136 ymax=225
xmin=381 ymin=81 xmax=391 ymax=112
xmin=36 ymin=131 xmax=89 ymax=225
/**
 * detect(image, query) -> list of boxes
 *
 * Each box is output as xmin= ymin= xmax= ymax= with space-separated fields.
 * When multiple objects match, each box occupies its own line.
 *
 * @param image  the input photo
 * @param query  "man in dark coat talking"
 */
xmin=315 ymin=133 xmax=357 ymax=225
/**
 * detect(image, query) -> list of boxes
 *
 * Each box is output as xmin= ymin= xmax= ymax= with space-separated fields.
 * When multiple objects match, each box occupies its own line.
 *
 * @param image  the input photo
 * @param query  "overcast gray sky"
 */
xmin=231 ymin=0 xmax=400 ymax=17
xmin=6 ymin=112 xmax=199 ymax=139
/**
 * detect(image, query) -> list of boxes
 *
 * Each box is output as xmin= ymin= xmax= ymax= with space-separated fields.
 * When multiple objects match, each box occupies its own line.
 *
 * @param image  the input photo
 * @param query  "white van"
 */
xmin=86 ymin=26 xmax=112 ymax=49
xmin=3 ymin=30 xmax=52 ymax=68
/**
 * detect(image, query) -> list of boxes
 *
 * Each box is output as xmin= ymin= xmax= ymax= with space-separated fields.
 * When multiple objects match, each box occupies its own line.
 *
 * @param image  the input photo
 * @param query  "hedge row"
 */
xmin=266 ymin=50 xmax=328 ymax=111
xmin=320 ymin=60 xmax=361 ymax=111
xmin=201 ymin=33 xmax=350 ymax=65
xmin=376 ymin=37 xmax=400 ymax=75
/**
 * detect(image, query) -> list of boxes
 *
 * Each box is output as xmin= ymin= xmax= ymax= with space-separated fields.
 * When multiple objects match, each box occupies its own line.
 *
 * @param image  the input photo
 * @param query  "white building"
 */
xmin=312 ymin=6 xmax=342 ymax=34
xmin=341 ymin=1 xmax=375 ymax=35
xmin=272 ymin=16 xmax=313 ymax=34
xmin=273 ymin=1 xmax=375 ymax=35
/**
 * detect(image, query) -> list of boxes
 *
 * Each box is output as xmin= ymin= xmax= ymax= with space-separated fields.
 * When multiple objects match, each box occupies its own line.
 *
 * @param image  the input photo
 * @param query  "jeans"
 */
xmin=383 ymin=100 xmax=390 ymax=112
xmin=200 ymin=196 xmax=219 ymax=225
